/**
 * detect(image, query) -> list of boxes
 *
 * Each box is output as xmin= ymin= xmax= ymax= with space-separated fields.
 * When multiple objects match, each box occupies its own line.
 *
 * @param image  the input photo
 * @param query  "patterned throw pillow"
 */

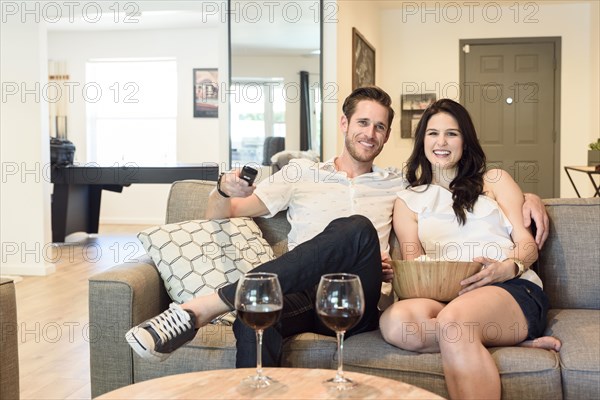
xmin=137 ymin=218 xmax=275 ymax=324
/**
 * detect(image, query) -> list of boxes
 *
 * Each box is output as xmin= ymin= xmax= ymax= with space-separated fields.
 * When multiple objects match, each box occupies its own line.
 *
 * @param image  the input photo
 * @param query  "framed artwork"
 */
xmin=400 ymin=93 xmax=436 ymax=138
xmin=193 ymin=69 xmax=219 ymax=118
xmin=401 ymin=93 xmax=436 ymax=111
xmin=352 ymin=28 xmax=375 ymax=89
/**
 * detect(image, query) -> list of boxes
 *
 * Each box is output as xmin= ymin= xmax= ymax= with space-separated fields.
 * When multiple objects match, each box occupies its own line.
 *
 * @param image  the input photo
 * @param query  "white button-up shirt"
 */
xmin=254 ymin=158 xmax=406 ymax=256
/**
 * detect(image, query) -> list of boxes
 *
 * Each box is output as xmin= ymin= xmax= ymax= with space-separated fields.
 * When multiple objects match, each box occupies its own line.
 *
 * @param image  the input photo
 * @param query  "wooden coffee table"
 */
xmin=98 ymin=368 xmax=444 ymax=399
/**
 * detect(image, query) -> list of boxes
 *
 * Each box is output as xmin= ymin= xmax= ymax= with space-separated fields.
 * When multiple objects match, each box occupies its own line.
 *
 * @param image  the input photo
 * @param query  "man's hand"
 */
xmin=381 ymin=253 xmax=394 ymax=283
xmin=523 ymin=193 xmax=550 ymax=250
xmin=206 ymin=169 xmax=267 ymax=219
xmin=219 ymin=169 xmax=255 ymax=198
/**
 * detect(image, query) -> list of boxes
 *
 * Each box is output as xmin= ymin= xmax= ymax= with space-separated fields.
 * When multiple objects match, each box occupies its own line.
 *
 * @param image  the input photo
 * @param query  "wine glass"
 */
xmin=316 ymin=273 xmax=365 ymax=390
xmin=234 ymin=272 xmax=283 ymax=388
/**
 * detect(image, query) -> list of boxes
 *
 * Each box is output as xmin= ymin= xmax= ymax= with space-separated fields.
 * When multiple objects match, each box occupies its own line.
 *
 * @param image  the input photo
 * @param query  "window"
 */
xmin=230 ymin=81 xmax=286 ymax=165
xmin=86 ymin=58 xmax=177 ymax=166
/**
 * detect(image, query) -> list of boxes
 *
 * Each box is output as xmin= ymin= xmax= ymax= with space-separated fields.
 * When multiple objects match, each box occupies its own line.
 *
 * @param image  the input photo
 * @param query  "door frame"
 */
xmin=459 ymin=37 xmax=562 ymax=198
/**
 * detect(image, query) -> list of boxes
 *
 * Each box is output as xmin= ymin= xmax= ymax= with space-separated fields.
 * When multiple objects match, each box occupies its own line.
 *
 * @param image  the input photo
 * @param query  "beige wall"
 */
xmin=1 ymin=2 xmax=597 ymax=270
xmin=321 ymin=0 xmax=339 ymax=160
xmin=327 ymin=0 xmax=383 ymax=158
xmin=367 ymin=0 xmax=599 ymax=197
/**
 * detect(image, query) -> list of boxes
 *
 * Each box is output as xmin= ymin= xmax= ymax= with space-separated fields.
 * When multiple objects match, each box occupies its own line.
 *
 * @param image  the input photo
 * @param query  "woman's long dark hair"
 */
xmin=405 ymin=99 xmax=486 ymax=225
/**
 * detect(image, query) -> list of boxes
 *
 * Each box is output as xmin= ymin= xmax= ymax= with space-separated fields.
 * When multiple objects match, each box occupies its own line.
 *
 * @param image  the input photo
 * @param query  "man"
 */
xmin=126 ymin=86 xmax=549 ymax=365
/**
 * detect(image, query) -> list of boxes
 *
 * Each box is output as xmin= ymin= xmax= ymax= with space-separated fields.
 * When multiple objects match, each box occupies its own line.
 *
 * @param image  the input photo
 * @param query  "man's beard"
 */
xmin=344 ymin=134 xmax=384 ymax=163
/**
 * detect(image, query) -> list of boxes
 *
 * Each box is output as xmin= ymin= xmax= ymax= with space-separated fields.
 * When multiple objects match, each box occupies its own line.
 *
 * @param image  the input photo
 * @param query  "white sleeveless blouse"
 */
xmin=397 ymin=185 xmax=542 ymax=288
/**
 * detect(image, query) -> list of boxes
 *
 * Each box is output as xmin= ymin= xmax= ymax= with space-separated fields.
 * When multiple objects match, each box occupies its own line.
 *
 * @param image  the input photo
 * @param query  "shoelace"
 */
xmin=147 ymin=303 xmax=192 ymax=344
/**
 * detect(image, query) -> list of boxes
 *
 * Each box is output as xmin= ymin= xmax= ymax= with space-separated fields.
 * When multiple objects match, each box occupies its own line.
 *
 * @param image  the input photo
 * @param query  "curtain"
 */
xmin=48 ymin=60 xmax=69 ymax=139
xmin=299 ymin=70 xmax=311 ymax=151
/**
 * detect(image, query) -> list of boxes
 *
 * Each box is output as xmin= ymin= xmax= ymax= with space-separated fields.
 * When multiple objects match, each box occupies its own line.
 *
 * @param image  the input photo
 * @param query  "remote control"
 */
xmin=240 ymin=165 xmax=258 ymax=186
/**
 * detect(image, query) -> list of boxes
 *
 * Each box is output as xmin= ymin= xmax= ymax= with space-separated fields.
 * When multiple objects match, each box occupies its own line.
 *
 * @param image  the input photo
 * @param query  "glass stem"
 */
xmin=256 ymin=329 xmax=264 ymax=379
xmin=336 ymin=331 xmax=345 ymax=380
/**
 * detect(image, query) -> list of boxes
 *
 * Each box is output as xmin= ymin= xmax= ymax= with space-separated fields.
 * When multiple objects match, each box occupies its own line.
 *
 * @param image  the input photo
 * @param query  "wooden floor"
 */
xmin=13 ymin=225 xmax=152 ymax=400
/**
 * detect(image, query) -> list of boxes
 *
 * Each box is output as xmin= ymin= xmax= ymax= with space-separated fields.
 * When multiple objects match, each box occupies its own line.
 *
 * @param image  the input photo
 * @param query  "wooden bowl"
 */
xmin=391 ymin=260 xmax=482 ymax=302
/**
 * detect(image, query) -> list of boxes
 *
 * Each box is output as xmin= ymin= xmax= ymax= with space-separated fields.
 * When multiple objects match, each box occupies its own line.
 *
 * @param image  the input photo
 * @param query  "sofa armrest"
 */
xmin=88 ymin=255 xmax=170 ymax=397
xmin=0 ymin=278 xmax=19 ymax=400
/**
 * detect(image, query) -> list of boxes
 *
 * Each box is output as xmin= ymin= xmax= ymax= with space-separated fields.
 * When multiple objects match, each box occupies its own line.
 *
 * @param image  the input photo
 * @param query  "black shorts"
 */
xmin=491 ymin=278 xmax=549 ymax=339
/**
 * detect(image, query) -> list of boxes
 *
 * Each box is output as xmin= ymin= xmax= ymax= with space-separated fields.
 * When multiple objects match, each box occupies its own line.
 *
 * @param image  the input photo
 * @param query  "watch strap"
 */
xmin=217 ymin=172 xmax=230 ymax=198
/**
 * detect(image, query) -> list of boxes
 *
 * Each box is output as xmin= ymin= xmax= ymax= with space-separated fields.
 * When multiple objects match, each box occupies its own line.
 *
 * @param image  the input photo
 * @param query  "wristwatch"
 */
xmin=216 ymin=172 xmax=230 ymax=198
xmin=509 ymin=258 xmax=526 ymax=278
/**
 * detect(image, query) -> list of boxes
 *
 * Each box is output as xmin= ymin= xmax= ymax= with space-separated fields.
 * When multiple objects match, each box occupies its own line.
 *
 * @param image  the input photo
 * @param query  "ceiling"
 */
xmin=45 ymin=0 xmax=321 ymax=57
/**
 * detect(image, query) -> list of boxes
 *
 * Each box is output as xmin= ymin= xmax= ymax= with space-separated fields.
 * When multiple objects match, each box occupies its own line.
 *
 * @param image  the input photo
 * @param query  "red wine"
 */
xmin=237 ymin=304 xmax=282 ymax=330
xmin=318 ymin=308 xmax=362 ymax=332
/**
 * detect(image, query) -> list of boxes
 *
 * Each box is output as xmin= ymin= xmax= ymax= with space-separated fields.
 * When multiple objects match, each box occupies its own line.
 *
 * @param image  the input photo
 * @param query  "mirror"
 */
xmin=229 ymin=0 xmax=322 ymax=169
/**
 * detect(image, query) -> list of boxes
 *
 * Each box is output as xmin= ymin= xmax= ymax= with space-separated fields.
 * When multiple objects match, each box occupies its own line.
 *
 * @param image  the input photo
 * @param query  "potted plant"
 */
xmin=589 ymin=138 xmax=600 ymax=167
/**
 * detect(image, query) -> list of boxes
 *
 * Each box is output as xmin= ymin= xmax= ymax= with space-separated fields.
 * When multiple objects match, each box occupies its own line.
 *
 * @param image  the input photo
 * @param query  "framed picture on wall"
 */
xmin=352 ymin=28 xmax=375 ymax=89
xmin=193 ymin=68 xmax=219 ymax=118
xmin=400 ymin=93 xmax=436 ymax=138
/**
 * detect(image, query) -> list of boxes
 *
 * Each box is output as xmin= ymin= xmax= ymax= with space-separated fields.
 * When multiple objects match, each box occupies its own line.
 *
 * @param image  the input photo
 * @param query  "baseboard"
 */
xmin=0 ymin=262 xmax=56 ymax=276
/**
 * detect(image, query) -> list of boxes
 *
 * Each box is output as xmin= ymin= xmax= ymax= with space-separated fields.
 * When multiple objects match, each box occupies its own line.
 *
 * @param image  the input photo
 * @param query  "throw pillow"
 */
xmin=137 ymin=217 xmax=275 ymax=324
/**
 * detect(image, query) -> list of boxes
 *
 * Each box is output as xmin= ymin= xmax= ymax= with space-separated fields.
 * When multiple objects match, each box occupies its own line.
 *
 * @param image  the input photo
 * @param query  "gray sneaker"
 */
xmin=125 ymin=303 xmax=197 ymax=362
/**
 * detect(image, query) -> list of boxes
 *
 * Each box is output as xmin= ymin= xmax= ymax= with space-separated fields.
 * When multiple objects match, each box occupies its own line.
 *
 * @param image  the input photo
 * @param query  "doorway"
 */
xmin=460 ymin=37 xmax=561 ymax=198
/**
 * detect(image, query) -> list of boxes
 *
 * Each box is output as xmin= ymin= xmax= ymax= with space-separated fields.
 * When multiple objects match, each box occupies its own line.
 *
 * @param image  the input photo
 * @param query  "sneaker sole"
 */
xmin=125 ymin=328 xmax=170 ymax=363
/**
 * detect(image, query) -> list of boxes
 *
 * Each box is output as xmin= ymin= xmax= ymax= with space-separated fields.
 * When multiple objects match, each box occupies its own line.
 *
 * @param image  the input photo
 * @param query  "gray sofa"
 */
xmin=89 ymin=180 xmax=600 ymax=399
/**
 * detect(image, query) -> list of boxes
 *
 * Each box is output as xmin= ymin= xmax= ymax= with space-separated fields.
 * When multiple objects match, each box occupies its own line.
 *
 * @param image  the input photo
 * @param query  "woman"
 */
xmin=379 ymin=99 xmax=560 ymax=400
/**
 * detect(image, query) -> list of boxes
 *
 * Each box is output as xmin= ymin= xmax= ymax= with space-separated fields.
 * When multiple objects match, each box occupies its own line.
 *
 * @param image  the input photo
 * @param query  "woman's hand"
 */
xmin=458 ymin=257 xmax=516 ymax=295
xmin=381 ymin=253 xmax=394 ymax=283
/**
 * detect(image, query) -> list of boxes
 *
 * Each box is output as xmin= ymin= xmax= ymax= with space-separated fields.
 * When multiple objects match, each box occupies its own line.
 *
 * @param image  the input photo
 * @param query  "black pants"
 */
xmin=217 ymin=215 xmax=382 ymax=367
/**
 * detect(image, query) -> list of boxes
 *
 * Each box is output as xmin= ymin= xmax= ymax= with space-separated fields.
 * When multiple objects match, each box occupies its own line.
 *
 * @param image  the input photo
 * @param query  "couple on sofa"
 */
xmin=126 ymin=86 xmax=560 ymax=399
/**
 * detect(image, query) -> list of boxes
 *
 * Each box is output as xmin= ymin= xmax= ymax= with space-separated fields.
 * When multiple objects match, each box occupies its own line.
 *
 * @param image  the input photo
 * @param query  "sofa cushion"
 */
xmin=281 ymin=332 xmax=338 ymax=369
xmin=343 ymin=330 xmax=562 ymax=399
xmin=253 ymin=211 xmax=291 ymax=257
xmin=138 ymin=218 xmax=274 ymax=323
xmin=133 ymin=326 xmax=337 ymax=382
xmin=134 ymin=324 xmax=237 ymax=382
xmin=547 ymin=309 xmax=600 ymax=400
xmin=540 ymin=198 xmax=600 ymax=310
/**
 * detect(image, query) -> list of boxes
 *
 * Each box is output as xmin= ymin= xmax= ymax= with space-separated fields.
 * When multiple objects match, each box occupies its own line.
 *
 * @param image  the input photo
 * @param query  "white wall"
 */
xmin=1 ymin=18 xmax=55 ymax=275
xmin=48 ymin=27 xmax=227 ymax=224
xmin=376 ymin=1 xmax=599 ymax=197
